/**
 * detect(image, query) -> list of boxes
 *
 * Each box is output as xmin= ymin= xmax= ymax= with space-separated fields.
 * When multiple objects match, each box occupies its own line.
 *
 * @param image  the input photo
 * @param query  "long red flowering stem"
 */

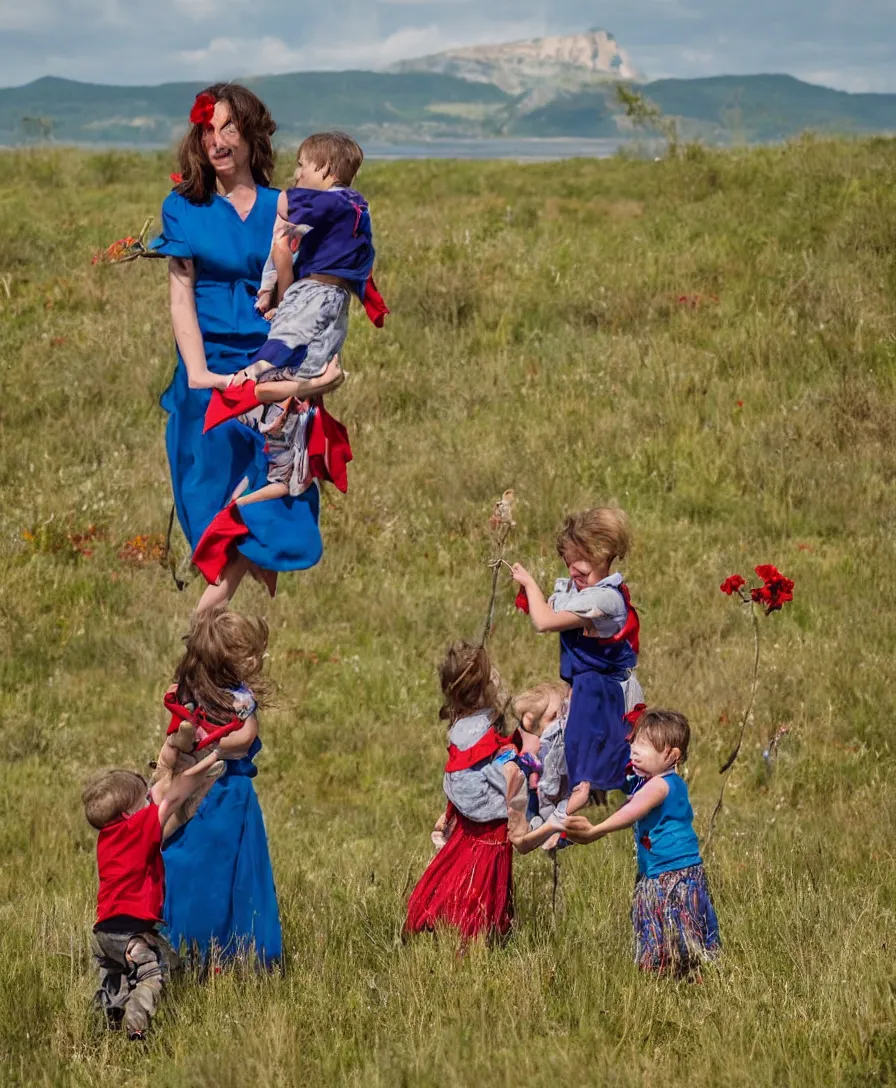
xmin=707 ymin=593 xmax=760 ymax=846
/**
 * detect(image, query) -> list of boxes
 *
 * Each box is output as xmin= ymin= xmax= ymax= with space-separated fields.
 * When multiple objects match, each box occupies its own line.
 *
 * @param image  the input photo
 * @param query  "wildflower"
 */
xmin=169 ymin=172 xmax=183 ymax=184
xmin=751 ymin=564 xmax=795 ymax=613
xmin=719 ymin=573 xmax=746 ymax=595
xmin=514 ymin=588 xmax=530 ymax=614
xmin=190 ymin=92 xmax=216 ymax=127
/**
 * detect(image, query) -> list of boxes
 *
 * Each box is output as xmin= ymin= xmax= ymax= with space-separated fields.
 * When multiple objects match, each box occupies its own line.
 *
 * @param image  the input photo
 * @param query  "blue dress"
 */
xmin=152 ymin=188 xmax=322 ymax=574
xmin=560 ymin=619 xmax=637 ymax=794
xmin=162 ymin=736 xmax=282 ymax=966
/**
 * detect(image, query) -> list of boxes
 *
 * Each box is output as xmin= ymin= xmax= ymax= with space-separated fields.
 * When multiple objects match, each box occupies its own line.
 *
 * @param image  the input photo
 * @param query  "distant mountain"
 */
xmin=1 ymin=40 xmax=894 ymax=148
xmin=0 ymin=71 xmax=509 ymax=146
xmin=387 ymin=29 xmax=641 ymax=95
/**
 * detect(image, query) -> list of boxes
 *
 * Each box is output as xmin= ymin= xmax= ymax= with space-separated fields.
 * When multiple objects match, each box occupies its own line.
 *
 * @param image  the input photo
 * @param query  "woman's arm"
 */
xmin=168 ymin=257 xmax=228 ymax=391
xmin=511 ymin=564 xmax=588 ymax=634
xmin=565 ymin=776 xmax=669 ymax=844
xmin=209 ymin=712 xmax=259 ymax=759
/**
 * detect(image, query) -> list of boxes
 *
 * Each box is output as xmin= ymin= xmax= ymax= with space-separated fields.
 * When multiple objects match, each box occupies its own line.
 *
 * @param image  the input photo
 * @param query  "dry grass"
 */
xmin=0 ymin=136 xmax=895 ymax=1086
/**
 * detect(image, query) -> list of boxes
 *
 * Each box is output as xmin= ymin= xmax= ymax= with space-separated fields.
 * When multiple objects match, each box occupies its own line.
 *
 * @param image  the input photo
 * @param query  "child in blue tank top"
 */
xmin=565 ymin=707 xmax=720 ymax=978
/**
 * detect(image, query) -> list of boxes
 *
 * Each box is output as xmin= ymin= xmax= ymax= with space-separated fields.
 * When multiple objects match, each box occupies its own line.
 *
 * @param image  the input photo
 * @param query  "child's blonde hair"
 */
xmin=556 ymin=507 xmax=631 ymax=566
xmin=174 ymin=607 xmax=268 ymax=724
xmin=632 ymin=707 xmax=691 ymax=763
xmin=297 ymin=131 xmax=363 ymax=187
xmin=512 ymin=681 xmax=570 ymax=733
xmin=438 ymin=640 xmax=501 ymax=725
xmin=82 ymin=770 xmax=147 ymax=830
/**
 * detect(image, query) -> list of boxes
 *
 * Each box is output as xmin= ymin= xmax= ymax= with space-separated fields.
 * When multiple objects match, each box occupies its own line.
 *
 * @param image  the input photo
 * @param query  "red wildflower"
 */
xmin=720 ymin=573 xmax=746 ymax=596
xmin=750 ymin=564 xmax=794 ymax=613
xmin=639 ymin=833 xmax=652 ymax=851
xmin=169 ymin=172 xmax=183 ymax=185
xmin=514 ymin=588 xmax=530 ymax=614
xmin=736 ymin=399 xmax=744 ymax=408
xmin=189 ymin=92 xmax=216 ymax=127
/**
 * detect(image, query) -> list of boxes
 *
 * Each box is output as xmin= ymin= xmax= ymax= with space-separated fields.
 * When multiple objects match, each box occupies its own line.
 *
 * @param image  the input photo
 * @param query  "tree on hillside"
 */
xmin=615 ymin=85 xmax=679 ymax=156
xmin=20 ymin=116 xmax=55 ymax=143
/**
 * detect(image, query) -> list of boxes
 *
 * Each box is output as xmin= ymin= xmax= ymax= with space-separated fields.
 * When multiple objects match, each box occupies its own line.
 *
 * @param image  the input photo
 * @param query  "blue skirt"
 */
xmin=161 ymin=348 xmax=322 ymax=572
xmin=632 ymin=863 xmax=720 ymax=976
xmin=162 ymin=743 xmax=282 ymax=966
xmin=564 ymin=670 xmax=629 ymax=793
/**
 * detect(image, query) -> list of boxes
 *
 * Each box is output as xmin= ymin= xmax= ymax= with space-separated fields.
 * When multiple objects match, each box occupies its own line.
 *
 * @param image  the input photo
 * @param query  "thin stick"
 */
xmin=707 ymin=600 xmax=760 ymax=845
xmin=551 ymin=851 xmax=560 ymax=916
xmin=479 ymin=525 xmax=512 ymax=647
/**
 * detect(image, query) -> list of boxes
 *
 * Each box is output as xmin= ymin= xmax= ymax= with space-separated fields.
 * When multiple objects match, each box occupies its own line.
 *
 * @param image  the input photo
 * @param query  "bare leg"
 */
xmin=255 ymin=354 xmax=344 ymax=404
xmin=235 ymin=483 xmax=288 ymax=507
xmin=195 ymin=553 xmax=251 ymax=613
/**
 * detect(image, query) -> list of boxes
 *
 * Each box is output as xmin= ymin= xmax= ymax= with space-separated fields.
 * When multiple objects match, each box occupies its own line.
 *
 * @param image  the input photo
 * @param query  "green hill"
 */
xmin=0 ymin=72 xmax=511 ymax=146
xmin=1 ymin=70 xmax=894 ymax=146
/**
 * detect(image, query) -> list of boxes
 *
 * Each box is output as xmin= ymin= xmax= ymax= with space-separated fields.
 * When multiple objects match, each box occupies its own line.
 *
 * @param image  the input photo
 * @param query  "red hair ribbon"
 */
xmin=190 ymin=92 xmax=216 ymax=127
xmin=163 ymin=690 xmax=244 ymax=751
xmin=623 ymin=702 xmax=647 ymax=739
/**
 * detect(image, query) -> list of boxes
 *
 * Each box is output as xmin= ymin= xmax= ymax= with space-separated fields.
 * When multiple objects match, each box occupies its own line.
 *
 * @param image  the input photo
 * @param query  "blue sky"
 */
xmin=1 ymin=0 xmax=894 ymax=92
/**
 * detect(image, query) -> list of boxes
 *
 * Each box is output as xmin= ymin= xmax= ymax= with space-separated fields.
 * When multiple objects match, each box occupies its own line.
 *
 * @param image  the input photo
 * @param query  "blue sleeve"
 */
xmin=150 ymin=193 xmax=193 ymax=259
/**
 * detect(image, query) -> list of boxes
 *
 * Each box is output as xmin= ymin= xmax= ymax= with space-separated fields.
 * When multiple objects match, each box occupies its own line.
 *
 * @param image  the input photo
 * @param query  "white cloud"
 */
xmin=1 ymin=0 xmax=895 ymax=92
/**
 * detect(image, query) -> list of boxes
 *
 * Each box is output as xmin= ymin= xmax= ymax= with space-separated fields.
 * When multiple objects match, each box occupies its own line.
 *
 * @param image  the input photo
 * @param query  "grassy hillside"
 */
xmin=1 ymin=137 xmax=895 ymax=1086
xmin=0 ymin=72 xmax=511 ymax=145
xmin=3 ymin=71 xmax=896 ymax=146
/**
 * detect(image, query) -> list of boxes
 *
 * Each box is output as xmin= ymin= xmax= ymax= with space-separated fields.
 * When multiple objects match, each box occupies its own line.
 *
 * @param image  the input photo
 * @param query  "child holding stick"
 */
xmin=511 ymin=507 xmax=644 ymax=815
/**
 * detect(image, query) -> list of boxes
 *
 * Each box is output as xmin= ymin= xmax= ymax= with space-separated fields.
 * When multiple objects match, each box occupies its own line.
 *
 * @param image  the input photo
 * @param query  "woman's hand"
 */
xmin=510 ymin=563 xmax=536 ymax=590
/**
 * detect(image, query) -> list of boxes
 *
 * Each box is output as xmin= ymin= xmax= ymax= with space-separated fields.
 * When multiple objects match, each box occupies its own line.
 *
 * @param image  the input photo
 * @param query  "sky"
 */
xmin=1 ymin=0 xmax=895 ymax=93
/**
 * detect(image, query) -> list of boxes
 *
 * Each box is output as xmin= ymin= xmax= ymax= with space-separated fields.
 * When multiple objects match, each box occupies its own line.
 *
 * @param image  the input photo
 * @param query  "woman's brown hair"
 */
xmin=174 ymin=83 xmax=276 ymax=205
xmin=174 ymin=606 xmax=269 ymax=723
xmin=438 ymin=640 xmax=502 ymax=725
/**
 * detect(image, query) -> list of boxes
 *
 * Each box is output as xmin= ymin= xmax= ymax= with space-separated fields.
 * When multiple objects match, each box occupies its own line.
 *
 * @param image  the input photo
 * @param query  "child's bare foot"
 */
xmin=168 ymin=721 xmax=195 ymax=753
xmin=255 ymin=354 xmax=345 ymax=404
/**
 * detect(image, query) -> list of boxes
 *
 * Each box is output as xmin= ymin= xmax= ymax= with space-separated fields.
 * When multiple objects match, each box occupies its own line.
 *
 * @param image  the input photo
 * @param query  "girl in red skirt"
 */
xmin=405 ymin=641 xmax=565 ymax=942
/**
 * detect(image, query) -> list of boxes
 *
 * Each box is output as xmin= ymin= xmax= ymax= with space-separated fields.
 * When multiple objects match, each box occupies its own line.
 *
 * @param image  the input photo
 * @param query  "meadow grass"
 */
xmin=0 ymin=136 xmax=895 ymax=1086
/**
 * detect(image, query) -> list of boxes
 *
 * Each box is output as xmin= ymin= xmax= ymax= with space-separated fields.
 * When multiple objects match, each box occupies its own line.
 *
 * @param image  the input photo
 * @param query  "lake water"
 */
xmin=362 ymin=137 xmax=627 ymax=161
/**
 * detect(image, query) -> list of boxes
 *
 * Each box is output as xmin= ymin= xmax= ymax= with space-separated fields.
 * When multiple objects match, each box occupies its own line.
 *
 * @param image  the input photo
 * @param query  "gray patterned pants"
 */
xmin=262 ymin=279 xmax=350 ymax=378
xmin=92 ymin=927 xmax=176 ymax=1035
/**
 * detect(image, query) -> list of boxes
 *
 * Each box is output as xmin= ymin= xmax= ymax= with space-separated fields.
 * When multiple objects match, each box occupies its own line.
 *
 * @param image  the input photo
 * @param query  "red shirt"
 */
xmin=95 ymin=801 xmax=164 ymax=925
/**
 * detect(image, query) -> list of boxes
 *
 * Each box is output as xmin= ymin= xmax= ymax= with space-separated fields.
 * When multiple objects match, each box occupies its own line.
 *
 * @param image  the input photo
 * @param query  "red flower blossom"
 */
xmin=514 ymin=588 xmax=530 ymax=614
xmin=720 ymin=573 xmax=746 ymax=596
xmin=169 ymin=172 xmax=183 ymax=185
xmin=736 ymin=399 xmax=744 ymax=408
xmin=750 ymin=564 xmax=794 ymax=613
xmin=189 ymin=92 xmax=216 ymax=127
xmin=639 ymin=833 xmax=652 ymax=851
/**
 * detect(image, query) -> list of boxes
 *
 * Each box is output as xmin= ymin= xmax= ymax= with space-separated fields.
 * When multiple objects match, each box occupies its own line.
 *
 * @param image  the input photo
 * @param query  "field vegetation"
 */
xmin=0 ymin=135 xmax=895 ymax=1086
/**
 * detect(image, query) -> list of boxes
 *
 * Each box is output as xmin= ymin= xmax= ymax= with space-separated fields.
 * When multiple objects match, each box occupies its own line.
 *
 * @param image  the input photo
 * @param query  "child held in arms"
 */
xmin=83 ymin=751 xmax=225 ymax=1040
xmin=206 ymin=130 xmax=388 ymax=430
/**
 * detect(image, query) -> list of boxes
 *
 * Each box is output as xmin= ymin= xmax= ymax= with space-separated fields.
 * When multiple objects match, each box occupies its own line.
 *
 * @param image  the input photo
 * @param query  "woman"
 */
xmin=153 ymin=83 xmax=333 ymax=607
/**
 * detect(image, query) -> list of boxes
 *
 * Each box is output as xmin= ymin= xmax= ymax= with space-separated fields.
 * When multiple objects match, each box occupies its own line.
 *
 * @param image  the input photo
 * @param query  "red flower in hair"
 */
xmin=720 ymin=573 xmax=746 ymax=596
xmin=189 ymin=92 xmax=216 ymax=127
xmin=750 ymin=564 xmax=794 ymax=613
xmin=514 ymin=588 xmax=530 ymax=614
xmin=169 ymin=172 xmax=183 ymax=185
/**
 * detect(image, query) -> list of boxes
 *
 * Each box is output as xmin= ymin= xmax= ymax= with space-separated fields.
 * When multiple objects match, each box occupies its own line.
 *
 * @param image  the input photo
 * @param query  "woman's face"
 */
xmin=201 ymin=100 xmax=250 ymax=180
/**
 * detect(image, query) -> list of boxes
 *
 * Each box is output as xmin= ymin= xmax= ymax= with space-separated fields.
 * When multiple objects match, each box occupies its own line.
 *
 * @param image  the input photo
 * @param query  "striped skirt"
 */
xmin=632 ymin=863 xmax=720 ymax=977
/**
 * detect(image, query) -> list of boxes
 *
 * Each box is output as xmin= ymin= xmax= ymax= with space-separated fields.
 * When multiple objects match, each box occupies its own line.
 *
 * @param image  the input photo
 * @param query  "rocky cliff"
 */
xmin=387 ymin=29 xmax=642 ymax=96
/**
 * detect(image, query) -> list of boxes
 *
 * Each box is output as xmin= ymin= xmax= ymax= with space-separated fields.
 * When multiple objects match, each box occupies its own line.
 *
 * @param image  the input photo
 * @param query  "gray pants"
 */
xmin=92 ymin=927 xmax=176 ymax=1035
xmin=262 ymin=279 xmax=350 ymax=379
